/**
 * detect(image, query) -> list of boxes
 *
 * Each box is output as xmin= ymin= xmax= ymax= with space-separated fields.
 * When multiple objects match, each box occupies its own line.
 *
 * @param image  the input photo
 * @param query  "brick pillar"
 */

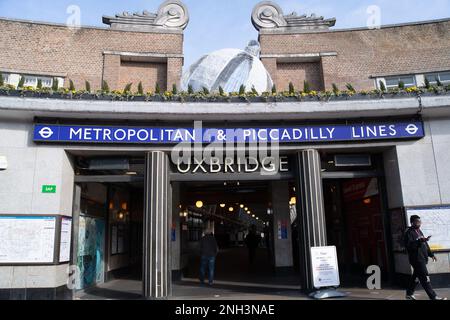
xmin=261 ymin=57 xmax=278 ymax=90
xmin=321 ymin=55 xmax=338 ymax=91
xmin=102 ymin=53 xmax=121 ymax=91
xmin=167 ymin=57 xmax=183 ymax=92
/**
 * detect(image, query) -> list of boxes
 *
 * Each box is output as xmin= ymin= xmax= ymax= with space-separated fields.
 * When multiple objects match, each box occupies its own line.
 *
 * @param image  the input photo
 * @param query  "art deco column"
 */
xmin=295 ymin=149 xmax=328 ymax=291
xmin=143 ymin=151 xmax=171 ymax=299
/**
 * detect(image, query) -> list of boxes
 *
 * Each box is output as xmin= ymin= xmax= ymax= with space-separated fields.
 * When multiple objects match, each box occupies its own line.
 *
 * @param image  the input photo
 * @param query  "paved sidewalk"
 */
xmin=76 ymin=278 xmax=450 ymax=300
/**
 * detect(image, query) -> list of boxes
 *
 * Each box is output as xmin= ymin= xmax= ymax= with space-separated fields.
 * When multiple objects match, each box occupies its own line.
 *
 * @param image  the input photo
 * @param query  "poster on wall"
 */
xmin=277 ymin=220 xmax=288 ymax=240
xmin=59 ymin=217 xmax=72 ymax=263
xmin=310 ymin=246 xmax=340 ymax=289
xmin=76 ymin=215 xmax=105 ymax=290
xmin=407 ymin=207 xmax=450 ymax=251
xmin=0 ymin=216 xmax=56 ymax=264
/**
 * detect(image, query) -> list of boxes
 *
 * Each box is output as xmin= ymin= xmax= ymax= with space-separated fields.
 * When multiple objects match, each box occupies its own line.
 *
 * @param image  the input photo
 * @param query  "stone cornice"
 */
xmin=1 ymin=95 xmax=449 ymax=122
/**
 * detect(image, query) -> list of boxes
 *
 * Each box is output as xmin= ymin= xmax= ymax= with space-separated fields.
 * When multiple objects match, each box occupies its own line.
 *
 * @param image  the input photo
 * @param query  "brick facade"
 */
xmin=0 ymin=18 xmax=184 ymax=91
xmin=118 ymin=61 xmax=167 ymax=93
xmin=1 ymin=14 xmax=449 ymax=93
xmin=259 ymin=20 xmax=450 ymax=91
xmin=276 ymin=62 xmax=324 ymax=91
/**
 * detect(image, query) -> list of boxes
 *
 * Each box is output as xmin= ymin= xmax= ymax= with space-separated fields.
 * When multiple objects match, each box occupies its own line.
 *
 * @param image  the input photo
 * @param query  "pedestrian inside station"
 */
xmin=70 ymin=150 xmax=393 ymax=299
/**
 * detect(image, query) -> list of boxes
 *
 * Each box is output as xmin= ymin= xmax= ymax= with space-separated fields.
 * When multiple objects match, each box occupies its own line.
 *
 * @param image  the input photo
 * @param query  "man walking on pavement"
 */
xmin=404 ymin=215 xmax=447 ymax=300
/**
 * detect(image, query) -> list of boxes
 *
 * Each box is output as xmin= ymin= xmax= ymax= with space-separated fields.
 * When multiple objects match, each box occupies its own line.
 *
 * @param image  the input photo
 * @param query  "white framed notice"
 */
xmin=310 ymin=246 xmax=340 ymax=289
xmin=0 ymin=216 xmax=56 ymax=264
xmin=59 ymin=217 xmax=72 ymax=262
xmin=407 ymin=206 xmax=450 ymax=251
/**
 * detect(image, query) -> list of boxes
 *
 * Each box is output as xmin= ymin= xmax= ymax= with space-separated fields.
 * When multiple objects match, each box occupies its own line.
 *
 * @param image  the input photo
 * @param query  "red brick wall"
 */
xmin=0 ymin=19 xmax=184 ymax=91
xmin=276 ymin=62 xmax=324 ymax=91
xmin=259 ymin=20 xmax=450 ymax=91
xmin=118 ymin=61 xmax=167 ymax=93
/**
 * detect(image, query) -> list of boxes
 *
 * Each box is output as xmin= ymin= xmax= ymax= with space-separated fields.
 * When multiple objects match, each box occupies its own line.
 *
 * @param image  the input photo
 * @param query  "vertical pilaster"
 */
xmin=295 ymin=149 xmax=327 ymax=291
xmin=143 ymin=151 xmax=170 ymax=299
xmin=171 ymin=182 xmax=182 ymax=280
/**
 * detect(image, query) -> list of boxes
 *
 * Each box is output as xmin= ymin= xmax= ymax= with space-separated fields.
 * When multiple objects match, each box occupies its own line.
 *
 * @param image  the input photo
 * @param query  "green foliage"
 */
xmin=188 ymin=84 xmax=194 ymax=95
xmin=18 ymin=76 xmax=25 ymax=89
xmin=101 ymin=80 xmax=110 ymax=93
xmin=346 ymin=83 xmax=355 ymax=92
xmin=155 ymin=83 xmax=161 ymax=94
xmin=288 ymin=82 xmax=295 ymax=95
xmin=202 ymin=86 xmax=210 ymax=95
xmin=219 ymin=86 xmax=225 ymax=96
xmin=303 ymin=81 xmax=311 ymax=94
xmin=52 ymin=78 xmax=59 ymax=91
xmin=69 ymin=79 xmax=75 ymax=91
xmin=436 ymin=77 xmax=443 ymax=87
xmin=37 ymin=79 xmax=42 ymax=90
xmin=271 ymin=84 xmax=277 ymax=94
xmin=379 ymin=81 xmax=386 ymax=92
xmin=398 ymin=81 xmax=405 ymax=90
xmin=172 ymin=84 xmax=178 ymax=95
xmin=85 ymin=81 xmax=91 ymax=93
xmin=124 ymin=83 xmax=132 ymax=93
xmin=424 ymin=77 xmax=431 ymax=89
xmin=239 ymin=84 xmax=246 ymax=95
xmin=137 ymin=82 xmax=143 ymax=95
xmin=251 ymin=86 xmax=258 ymax=95
xmin=332 ymin=83 xmax=339 ymax=95
xmin=0 ymin=73 xmax=4 ymax=87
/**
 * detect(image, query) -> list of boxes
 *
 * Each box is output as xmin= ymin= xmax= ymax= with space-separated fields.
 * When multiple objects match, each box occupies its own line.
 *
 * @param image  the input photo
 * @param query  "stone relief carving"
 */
xmin=154 ymin=0 xmax=189 ymax=29
xmin=103 ymin=0 xmax=189 ymax=31
xmin=252 ymin=1 xmax=336 ymax=31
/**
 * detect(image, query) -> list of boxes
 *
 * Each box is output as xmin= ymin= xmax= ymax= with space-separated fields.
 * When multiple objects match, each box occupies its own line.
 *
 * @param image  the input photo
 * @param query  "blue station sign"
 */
xmin=33 ymin=121 xmax=424 ymax=144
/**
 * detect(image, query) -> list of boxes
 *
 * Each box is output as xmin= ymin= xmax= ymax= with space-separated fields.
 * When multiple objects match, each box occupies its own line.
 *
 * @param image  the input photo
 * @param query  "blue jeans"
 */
xmin=199 ymin=256 xmax=216 ymax=285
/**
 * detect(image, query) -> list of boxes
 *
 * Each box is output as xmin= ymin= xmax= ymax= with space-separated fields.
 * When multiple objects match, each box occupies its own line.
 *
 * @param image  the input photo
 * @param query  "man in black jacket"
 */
xmin=199 ymin=228 xmax=219 ymax=286
xmin=404 ymin=215 xmax=447 ymax=300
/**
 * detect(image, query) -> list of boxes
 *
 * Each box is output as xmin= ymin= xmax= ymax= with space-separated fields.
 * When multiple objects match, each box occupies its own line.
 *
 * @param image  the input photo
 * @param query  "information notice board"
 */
xmin=310 ymin=246 xmax=340 ymax=289
xmin=407 ymin=207 xmax=450 ymax=251
xmin=59 ymin=217 xmax=72 ymax=262
xmin=0 ymin=216 xmax=56 ymax=264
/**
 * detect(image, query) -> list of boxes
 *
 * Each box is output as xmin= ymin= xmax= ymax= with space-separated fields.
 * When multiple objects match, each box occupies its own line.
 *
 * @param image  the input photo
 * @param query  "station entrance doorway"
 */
xmin=70 ymin=150 xmax=394 ymax=299
xmin=71 ymin=155 xmax=145 ymax=298
xmin=176 ymin=180 xmax=300 ymax=288
xmin=321 ymin=153 xmax=392 ymax=287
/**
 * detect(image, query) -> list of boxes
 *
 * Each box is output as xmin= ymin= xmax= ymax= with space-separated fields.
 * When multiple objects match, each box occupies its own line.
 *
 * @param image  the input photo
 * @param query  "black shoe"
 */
xmin=406 ymin=295 xmax=417 ymax=300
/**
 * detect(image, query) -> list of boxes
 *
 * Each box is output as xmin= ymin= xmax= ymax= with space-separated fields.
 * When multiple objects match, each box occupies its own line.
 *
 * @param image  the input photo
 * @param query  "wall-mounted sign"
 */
xmin=277 ymin=220 xmax=289 ymax=240
xmin=310 ymin=246 xmax=340 ymax=289
xmin=175 ymin=156 xmax=290 ymax=174
xmin=33 ymin=121 xmax=424 ymax=144
xmin=0 ymin=216 xmax=56 ymax=264
xmin=407 ymin=206 xmax=450 ymax=251
xmin=59 ymin=217 xmax=72 ymax=263
xmin=42 ymin=185 xmax=57 ymax=194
